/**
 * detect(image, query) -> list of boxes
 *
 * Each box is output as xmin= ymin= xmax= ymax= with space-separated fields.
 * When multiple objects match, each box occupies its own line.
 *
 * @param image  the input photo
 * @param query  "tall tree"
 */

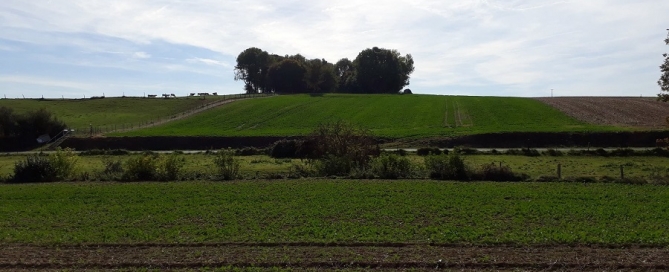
xmin=335 ymin=58 xmax=357 ymax=93
xmin=659 ymin=32 xmax=669 ymax=101
xmin=267 ymin=59 xmax=308 ymax=94
xmin=234 ymin=47 xmax=270 ymax=94
xmin=353 ymin=47 xmax=414 ymax=94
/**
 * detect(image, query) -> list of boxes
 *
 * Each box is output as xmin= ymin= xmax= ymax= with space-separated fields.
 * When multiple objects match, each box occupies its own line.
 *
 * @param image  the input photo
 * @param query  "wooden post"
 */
xmin=620 ymin=165 xmax=624 ymax=179
xmin=557 ymin=163 xmax=562 ymax=179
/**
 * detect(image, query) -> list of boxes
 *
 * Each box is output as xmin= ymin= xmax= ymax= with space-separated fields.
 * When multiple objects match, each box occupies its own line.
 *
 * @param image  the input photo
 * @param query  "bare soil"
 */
xmin=1 ymin=243 xmax=668 ymax=271
xmin=535 ymin=97 xmax=669 ymax=128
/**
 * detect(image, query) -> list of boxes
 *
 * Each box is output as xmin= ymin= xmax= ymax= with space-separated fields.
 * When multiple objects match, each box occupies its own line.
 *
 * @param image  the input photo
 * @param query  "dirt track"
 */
xmin=1 ymin=243 xmax=668 ymax=271
xmin=535 ymin=97 xmax=669 ymax=128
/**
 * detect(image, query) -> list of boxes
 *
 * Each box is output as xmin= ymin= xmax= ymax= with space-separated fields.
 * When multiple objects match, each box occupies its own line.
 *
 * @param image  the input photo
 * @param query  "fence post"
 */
xmin=620 ymin=165 xmax=624 ymax=180
xmin=557 ymin=163 xmax=562 ymax=179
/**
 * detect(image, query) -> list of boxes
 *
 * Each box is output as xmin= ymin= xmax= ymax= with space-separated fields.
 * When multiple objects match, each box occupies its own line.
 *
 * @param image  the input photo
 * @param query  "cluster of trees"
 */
xmin=234 ymin=47 xmax=414 ymax=94
xmin=0 ymin=107 xmax=66 ymax=140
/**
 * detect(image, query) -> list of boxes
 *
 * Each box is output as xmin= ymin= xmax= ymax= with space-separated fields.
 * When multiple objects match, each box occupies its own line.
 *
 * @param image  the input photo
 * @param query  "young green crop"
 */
xmin=114 ymin=94 xmax=622 ymax=138
xmin=1 ymin=180 xmax=668 ymax=245
xmin=0 ymin=96 xmax=228 ymax=129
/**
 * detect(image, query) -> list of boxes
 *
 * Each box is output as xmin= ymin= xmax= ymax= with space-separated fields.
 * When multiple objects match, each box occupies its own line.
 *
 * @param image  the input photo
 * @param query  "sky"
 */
xmin=0 ymin=0 xmax=667 ymax=98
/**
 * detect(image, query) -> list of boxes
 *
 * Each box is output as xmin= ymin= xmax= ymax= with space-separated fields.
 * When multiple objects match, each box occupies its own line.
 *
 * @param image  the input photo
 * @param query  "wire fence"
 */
xmin=67 ymin=93 xmax=275 ymax=137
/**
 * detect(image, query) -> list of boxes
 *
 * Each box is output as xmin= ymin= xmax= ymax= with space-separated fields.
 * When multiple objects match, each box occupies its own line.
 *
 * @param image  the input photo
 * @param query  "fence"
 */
xmin=68 ymin=93 xmax=274 ymax=137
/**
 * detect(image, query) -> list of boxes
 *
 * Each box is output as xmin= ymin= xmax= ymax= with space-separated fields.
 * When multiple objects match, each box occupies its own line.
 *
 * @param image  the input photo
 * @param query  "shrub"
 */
xmin=473 ymin=163 xmax=527 ymax=181
xmin=123 ymin=154 xmax=158 ymax=181
xmin=521 ymin=148 xmax=541 ymax=157
xmin=393 ymin=149 xmax=408 ymax=156
xmin=542 ymin=149 xmax=564 ymax=156
xmin=213 ymin=149 xmax=240 ymax=180
xmin=48 ymin=148 xmax=78 ymax=181
xmin=416 ymin=147 xmax=430 ymax=156
xmin=270 ymin=139 xmax=303 ymax=158
xmin=12 ymin=148 xmax=78 ymax=183
xmin=97 ymin=157 xmax=124 ymax=181
xmin=609 ymin=148 xmax=635 ymax=157
xmin=306 ymin=121 xmax=380 ymax=176
xmin=156 ymin=153 xmax=186 ymax=181
xmin=454 ymin=146 xmax=478 ymax=155
xmin=236 ymin=147 xmax=268 ymax=156
xmin=425 ymin=153 xmax=470 ymax=180
xmin=314 ymin=154 xmax=356 ymax=176
xmin=12 ymin=155 xmax=56 ymax=183
xmin=371 ymin=154 xmax=414 ymax=179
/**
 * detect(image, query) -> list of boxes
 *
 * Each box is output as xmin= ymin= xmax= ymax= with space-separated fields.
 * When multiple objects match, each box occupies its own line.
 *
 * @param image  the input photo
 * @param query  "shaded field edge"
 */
xmin=5 ymin=242 xmax=669 ymax=249
xmin=2 ymin=262 xmax=667 ymax=270
xmin=2 ymin=244 xmax=668 ymax=270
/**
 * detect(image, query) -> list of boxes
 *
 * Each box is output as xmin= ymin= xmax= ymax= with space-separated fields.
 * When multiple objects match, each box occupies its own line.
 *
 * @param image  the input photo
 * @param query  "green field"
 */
xmin=1 ymin=180 xmax=668 ymax=245
xmin=0 ymin=96 xmax=230 ymax=131
xmin=113 ymin=94 xmax=620 ymax=138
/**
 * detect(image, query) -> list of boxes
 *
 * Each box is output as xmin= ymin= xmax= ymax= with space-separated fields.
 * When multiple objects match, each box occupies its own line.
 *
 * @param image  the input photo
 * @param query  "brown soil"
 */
xmin=535 ymin=97 xmax=669 ymax=128
xmin=1 ymin=243 xmax=667 ymax=271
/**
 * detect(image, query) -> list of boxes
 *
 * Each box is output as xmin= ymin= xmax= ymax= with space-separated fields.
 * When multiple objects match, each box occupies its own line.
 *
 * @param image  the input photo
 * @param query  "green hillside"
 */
xmin=114 ymin=94 xmax=620 ymax=138
xmin=0 ymin=96 xmax=230 ymax=131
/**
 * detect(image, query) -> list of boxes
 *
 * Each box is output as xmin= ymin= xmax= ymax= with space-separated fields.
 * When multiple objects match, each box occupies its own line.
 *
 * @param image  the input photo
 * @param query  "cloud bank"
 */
xmin=0 ymin=0 xmax=667 ymax=98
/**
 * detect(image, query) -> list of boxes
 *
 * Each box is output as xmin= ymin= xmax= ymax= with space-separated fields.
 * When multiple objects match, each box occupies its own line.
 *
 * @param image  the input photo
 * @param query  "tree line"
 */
xmin=234 ymin=47 xmax=414 ymax=94
xmin=0 ymin=107 xmax=66 ymax=140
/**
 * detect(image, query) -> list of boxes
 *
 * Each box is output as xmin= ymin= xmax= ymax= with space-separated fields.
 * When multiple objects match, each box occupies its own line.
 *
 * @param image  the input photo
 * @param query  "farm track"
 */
xmin=535 ymin=97 xmax=669 ymax=128
xmin=1 ymin=244 xmax=668 ymax=271
xmin=101 ymin=95 xmax=275 ymax=135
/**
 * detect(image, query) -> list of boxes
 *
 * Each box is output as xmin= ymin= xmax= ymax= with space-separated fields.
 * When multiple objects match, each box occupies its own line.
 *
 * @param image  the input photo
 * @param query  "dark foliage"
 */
xmin=12 ymin=155 xmax=56 ymax=183
xmin=234 ymin=47 xmax=414 ymax=94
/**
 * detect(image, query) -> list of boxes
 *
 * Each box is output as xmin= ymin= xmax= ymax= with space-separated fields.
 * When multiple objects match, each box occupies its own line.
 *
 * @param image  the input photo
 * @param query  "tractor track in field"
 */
xmin=2 ymin=244 xmax=668 ymax=271
xmin=101 ymin=95 xmax=276 ymax=135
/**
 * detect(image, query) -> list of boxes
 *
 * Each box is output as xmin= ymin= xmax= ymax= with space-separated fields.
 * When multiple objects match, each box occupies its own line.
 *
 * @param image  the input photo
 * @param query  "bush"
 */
xmin=270 ymin=139 xmax=303 ymax=158
xmin=417 ymin=147 xmax=442 ymax=156
xmin=371 ymin=154 xmax=414 ymax=179
xmin=314 ymin=154 xmax=356 ymax=176
xmin=236 ymin=147 xmax=268 ymax=156
xmin=213 ymin=149 xmax=240 ymax=180
xmin=156 ymin=153 xmax=186 ymax=181
xmin=123 ymin=154 xmax=158 ymax=181
xmin=425 ymin=153 xmax=470 ymax=180
xmin=12 ymin=148 xmax=78 ymax=183
xmin=542 ymin=149 xmax=564 ymax=156
xmin=97 ymin=157 xmax=124 ymax=181
xmin=306 ymin=121 xmax=380 ymax=176
xmin=521 ymin=148 xmax=541 ymax=157
xmin=454 ymin=146 xmax=478 ymax=155
xmin=12 ymin=155 xmax=56 ymax=183
xmin=473 ymin=163 xmax=527 ymax=181
xmin=49 ymin=148 xmax=78 ymax=181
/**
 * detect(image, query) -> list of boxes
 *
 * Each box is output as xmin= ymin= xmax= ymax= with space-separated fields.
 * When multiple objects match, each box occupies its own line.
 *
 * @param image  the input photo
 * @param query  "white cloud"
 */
xmin=186 ymin=57 xmax=230 ymax=67
xmin=0 ymin=0 xmax=668 ymax=96
xmin=132 ymin=51 xmax=151 ymax=59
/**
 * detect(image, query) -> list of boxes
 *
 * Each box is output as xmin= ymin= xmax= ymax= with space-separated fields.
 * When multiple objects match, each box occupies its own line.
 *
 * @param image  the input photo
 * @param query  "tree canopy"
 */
xmin=233 ymin=47 xmax=414 ymax=94
xmin=659 ymin=33 xmax=669 ymax=101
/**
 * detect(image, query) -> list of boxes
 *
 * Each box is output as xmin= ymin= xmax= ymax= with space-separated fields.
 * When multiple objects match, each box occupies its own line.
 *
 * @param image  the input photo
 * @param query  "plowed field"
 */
xmin=535 ymin=97 xmax=669 ymax=128
xmin=2 ymin=244 xmax=668 ymax=271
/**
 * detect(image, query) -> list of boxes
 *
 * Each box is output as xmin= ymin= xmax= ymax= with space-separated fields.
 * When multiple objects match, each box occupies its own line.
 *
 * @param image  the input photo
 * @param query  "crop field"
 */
xmin=113 ymin=94 xmax=619 ymax=138
xmin=1 ymin=180 xmax=669 ymax=270
xmin=536 ymin=97 xmax=669 ymax=129
xmin=0 ymin=95 xmax=233 ymax=131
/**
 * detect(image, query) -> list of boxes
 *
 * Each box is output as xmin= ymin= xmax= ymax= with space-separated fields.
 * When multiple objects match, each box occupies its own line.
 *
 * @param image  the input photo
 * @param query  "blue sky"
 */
xmin=0 ymin=0 xmax=667 ymax=98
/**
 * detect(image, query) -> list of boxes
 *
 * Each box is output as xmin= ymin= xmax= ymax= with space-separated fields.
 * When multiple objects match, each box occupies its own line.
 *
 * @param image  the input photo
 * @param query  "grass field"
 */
xmin=1 ymin=153 xmax=668 ymax=180
xmin=1 ymin=180 xmax=668 ymax=245
xmin=113 ymin=94 xmax=621 ymax=138
xmin=0 ymin=96 xmax=229 ymax=130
